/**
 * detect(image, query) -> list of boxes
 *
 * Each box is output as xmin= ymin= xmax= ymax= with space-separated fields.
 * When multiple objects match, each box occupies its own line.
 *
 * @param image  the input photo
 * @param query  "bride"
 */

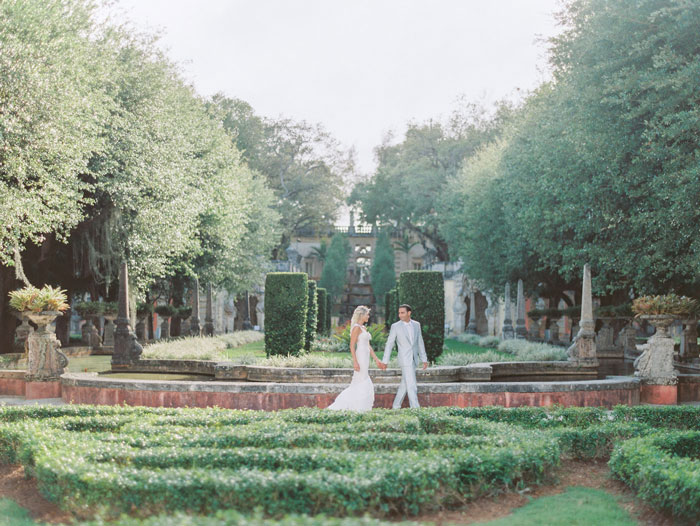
xmin=327 ymin=305 xmax=384 ymax=412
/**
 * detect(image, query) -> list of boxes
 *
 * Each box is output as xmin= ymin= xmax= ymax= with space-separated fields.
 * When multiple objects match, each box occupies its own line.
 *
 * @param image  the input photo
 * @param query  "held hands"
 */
xmin=377 ymin=361 xmax=387 ymax=370
xmin=353 ymin=360 xmax=360 ymax=372
xmin=422 ymin=362 xmax=428 ymax=370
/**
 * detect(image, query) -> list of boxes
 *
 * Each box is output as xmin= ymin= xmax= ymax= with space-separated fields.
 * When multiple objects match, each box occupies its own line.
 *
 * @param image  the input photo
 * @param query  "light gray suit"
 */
xmin=382 ymin=319 xmax=428 ymax=408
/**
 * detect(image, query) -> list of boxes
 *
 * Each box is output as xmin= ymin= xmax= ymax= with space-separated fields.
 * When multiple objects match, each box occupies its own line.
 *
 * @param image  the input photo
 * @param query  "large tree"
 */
xmin=370 ymin=231 xmax=396 ymax=305
xmin=209 ymin=95 xmax=351 ymax=253
xmin=350 ymin=103 xmax=513 ymax=261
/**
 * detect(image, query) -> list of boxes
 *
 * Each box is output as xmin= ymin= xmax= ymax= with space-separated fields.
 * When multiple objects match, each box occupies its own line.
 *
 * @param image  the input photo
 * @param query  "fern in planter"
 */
xmin=73 ymin=301 xmax=104 ymax=317
xmin=632 ymin=294 xmax=700 ymax=318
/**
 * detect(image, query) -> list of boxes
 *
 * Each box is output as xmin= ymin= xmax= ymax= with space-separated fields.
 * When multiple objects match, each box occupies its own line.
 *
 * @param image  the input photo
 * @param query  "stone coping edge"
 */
xmin=61 ymin=372 xmax=640 ymax=394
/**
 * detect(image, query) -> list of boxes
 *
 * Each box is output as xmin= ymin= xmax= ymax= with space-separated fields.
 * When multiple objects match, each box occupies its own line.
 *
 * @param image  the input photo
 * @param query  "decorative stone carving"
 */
xmin=547 ymin=317 xmax=560 ymax=343
xmin=160 ymin=316 xmax=170 ymax=339
xmin=135 ymin=317 xmax=147 ymax=343
xmin=25 ymin=311 xmax=68 ymax=381
xmin=452 ymin=282 xmax=467 ymax=334
xmin=112 ymin=262 xmax=143 ymax=368
xmin=634 ymin=315 xmax=677 ymax=385
xmin=528 ymin=316 xmax=541 ymax=339
xmin=501 ymin=283 xmax=514 ymax=340
xmin=515 ymin=279 xmax=527 ymax=339
xmin=567 ymin=264 xmax=599 ymax=366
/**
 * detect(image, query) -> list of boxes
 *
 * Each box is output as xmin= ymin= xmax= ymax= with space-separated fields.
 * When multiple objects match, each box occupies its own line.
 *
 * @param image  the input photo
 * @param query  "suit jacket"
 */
xmin=382 ymin=319 xmax=428 ymax=368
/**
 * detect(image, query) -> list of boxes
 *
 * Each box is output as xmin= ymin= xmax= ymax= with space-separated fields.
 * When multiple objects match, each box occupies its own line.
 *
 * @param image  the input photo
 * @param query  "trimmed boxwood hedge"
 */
xmin=264 ymin=273 xmax=308 ymax=356
xmin=316 ymin=288 xmax=327 ymax=335
xmin=398 ymin=271 xmax=444 ymax=362
xmin=305 ymin=280 xmax=318 ymax=351
xmin=609 ymin=431 xmax=700 ymax=520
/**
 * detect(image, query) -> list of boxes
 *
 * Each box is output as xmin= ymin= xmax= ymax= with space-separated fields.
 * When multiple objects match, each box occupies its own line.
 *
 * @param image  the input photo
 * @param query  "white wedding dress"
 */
xmin=327 ymin=324 xmax=375 ymax=412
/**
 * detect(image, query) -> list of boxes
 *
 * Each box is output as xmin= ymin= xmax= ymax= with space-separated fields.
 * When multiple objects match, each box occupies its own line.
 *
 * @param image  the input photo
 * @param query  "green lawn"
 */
xmin=443 ymin=339 xmax=510 ymax=357
xmin=476 ymin=487 xmax=636 ymax=526
xmin=0 ymin=499 xmax=35 ymax=526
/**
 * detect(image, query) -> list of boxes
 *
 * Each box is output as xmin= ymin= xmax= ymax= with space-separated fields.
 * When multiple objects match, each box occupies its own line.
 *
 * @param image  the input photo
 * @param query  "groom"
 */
xmin=380 ymin=304 xmax=428 ymax=408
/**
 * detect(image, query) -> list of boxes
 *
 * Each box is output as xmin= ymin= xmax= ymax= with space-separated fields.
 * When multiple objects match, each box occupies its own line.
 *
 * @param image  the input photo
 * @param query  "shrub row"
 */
xmin=264 ymin=273 xmax=308 ymax=356
xmin=398 ymin=271 xmax=444 ymax=363
xmin=316 ymin=287 xmax=328 ymax=335
xmin=609 ymin=431 xmax=700 ymax=520
xmin=305 ymin=280 xmax=318 ymax=351
xmin=0 ymin=411 xmax=558 ymax=519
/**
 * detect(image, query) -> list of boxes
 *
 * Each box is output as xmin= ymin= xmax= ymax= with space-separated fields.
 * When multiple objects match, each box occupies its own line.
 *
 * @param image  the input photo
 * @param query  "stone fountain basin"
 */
xmin=109 ymin=359 xmax=598 ymax=383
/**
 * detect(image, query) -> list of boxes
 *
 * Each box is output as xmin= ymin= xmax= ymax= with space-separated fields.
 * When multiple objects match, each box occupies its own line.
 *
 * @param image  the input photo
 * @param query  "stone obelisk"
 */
xmin=515 ymin=279 xmax=527 ymax=339
xmin=501 ymin=283 xmax=514 ymax=340
xmin=567 ymin=264 xmax=598 ymax=365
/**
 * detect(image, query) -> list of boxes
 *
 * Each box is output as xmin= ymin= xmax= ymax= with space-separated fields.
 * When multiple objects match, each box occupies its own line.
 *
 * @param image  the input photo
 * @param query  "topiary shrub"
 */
xmin=265 ymin=273 xmax=308 ymax=356
xmin=305 ymin=280 xmax=318 ymax=352
xmin=385 ymin=289 xmax=395 ymax=329
xmin=316 ymin=288 xmax=327 ymax=335
xmin=399 ymin=271 xmax=444 ymax=363
xmin=326 ymin=294 xmax=332 ymax=333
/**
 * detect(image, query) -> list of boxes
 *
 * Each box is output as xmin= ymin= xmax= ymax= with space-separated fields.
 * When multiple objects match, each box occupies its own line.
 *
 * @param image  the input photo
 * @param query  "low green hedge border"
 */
xmin=609 ymin=431 xmax=700 ymax=521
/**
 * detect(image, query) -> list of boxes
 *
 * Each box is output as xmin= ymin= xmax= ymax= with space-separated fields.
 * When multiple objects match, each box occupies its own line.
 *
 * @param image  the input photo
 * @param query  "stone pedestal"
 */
xmin=680 ymin=318 xmax=699 ymax=362
xmin=13 ymin=313 xmax=34 ymax=353
xmin=24 ymin=311 xmax=68 ymax=383
xmin=85 ymin=317 xmax=102 ymax=350
xmin=528 ymin=318 xmax=541 ymax=340
xmin=501 ymin=283 xmax=514 ymax=340
xmin=515 ymin=279 xmax=527 ymax=339
xmin=634 ymin=315 xmax=677 ymax=404
xmin=160 ymin=317 xmax=170 ymax=339
xmin=135 ymin=317 xmax=147 ymax=343
xmin=547 ymin=318 xmax=560 ymax=344
xmin=466 ymin=290 xmax=477 ymax=334
xmin=103 ymin=315 xmax=116 ymax=347
xmin=112 ymin=262 xmax=143 ymax=369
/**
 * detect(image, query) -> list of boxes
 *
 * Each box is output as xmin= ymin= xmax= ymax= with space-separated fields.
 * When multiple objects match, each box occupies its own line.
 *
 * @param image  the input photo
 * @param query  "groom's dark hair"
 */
xmin=398 ymin=304 xmax=412 ymax=312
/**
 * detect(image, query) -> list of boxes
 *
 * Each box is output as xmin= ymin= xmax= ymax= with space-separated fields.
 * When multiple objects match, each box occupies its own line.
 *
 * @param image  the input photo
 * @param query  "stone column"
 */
xmin=501 ymin=283 xmax=514 ymax=340
xmin=567 ymin=264 xmax=598 ymax=366
xmin=112 ymin=262 xmax=142 ymax=368
xmin=190 ymin=278 xmax=201 ymax=336
xmin=466 ymin=290 xmax=477 ymax=334
xmin=515 ymin=279 xmax=527 ymax=339
xmin=204 ymin=283 xmax=214 ymax=336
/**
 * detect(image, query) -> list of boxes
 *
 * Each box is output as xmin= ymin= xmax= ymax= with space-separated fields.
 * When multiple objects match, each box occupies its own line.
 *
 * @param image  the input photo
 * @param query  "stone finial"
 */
xmin=190 ymin=277 xmax=201 ymax=336
xmin=567 ymin=264 xmax=598 ymax=366
xmin=204 ymin=283 xmax=214 ymax=336
xmin=515 ymin=279 xmax=527 ymax=339
xmin=501 ymin=283 xmax=514 ymax=340
xmin=466 ymin=290 xmax=477 ymax=334
xmin=112 ymin=262 xmax=142 ymax=368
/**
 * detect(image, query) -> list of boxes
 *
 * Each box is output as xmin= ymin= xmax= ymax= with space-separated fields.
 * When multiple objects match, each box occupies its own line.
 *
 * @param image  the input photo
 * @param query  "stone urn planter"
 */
xmin=634 ymin=314 xmax=677 ymax=384
xmin=24 ymin=311 xmax=68 ymax=381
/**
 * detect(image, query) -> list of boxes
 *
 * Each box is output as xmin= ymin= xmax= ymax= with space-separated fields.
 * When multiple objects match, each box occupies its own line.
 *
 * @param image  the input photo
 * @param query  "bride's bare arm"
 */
xmin=350 ymin=326 xmax=361 ymax=371
xmin=369 ymin=346 xmax=383 ymax=367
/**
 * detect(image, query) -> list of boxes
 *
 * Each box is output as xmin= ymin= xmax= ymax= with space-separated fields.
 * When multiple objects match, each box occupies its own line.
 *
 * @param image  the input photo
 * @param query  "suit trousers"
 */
xmin=393 ymin=365 xmax=420 ymax=408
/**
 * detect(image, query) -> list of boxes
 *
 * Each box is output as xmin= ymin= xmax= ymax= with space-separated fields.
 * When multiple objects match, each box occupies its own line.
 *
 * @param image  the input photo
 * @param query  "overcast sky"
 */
xmin=107 ymin=0 xmax=563 ymax=174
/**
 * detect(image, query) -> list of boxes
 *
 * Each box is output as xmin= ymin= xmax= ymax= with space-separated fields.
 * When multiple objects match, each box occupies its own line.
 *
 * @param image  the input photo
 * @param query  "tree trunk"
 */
xmin=170 ymin=277 xmax=185 ymax=337
xmin=0 ymin=265 xmax=19 ymax=354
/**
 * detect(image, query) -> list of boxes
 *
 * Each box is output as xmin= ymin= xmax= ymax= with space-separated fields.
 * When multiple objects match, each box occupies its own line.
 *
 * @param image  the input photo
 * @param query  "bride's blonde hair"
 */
xmin=351 ymin=305 xmax=370 ymax=326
